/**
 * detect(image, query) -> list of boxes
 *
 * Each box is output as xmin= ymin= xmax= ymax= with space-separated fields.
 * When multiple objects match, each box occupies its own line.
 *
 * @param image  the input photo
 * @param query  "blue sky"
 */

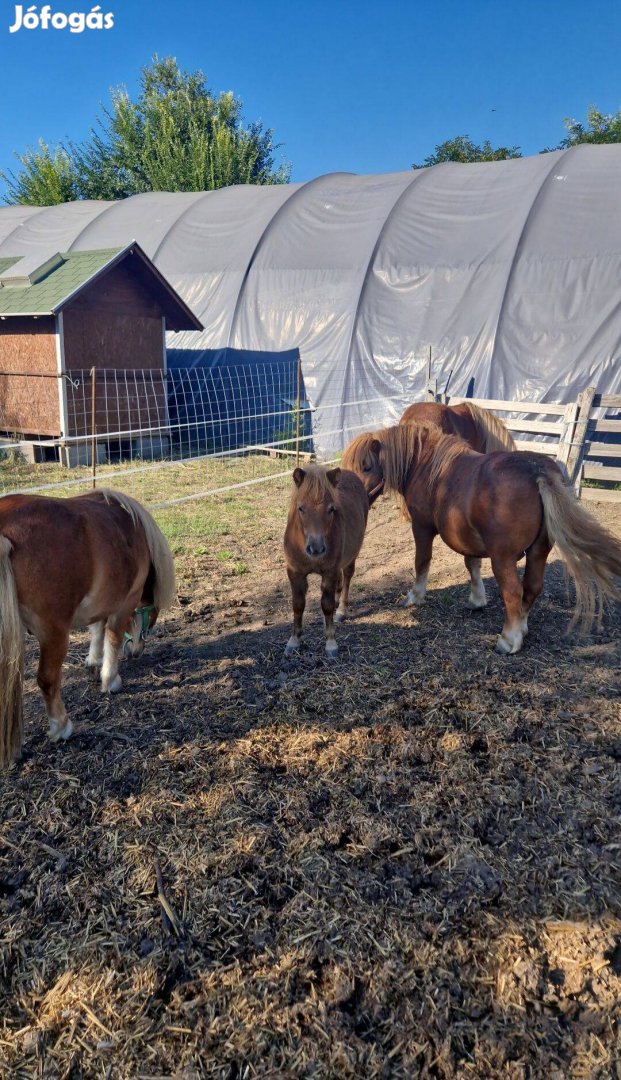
xmin=0 ymin=0 xmax=620 ymax=195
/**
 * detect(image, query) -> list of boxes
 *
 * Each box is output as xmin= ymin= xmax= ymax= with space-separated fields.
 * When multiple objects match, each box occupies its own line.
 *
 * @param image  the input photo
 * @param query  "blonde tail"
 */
xmin=537 ymin=468 xmax=621 ymax=630
xmin=0 ymin=537 xmax=24 ymax=768
xmin=101 ymin=490 xmax=176 ymax=611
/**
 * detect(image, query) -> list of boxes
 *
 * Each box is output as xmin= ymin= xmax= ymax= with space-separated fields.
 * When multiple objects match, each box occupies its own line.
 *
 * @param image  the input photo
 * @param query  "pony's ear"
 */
xmin=326 ymin=467 xmax=341 ymax=488
xmin=293 ymin=468 xmax=306 ymax=488
xmin=370 ymin=438 xmax=381 ymax=457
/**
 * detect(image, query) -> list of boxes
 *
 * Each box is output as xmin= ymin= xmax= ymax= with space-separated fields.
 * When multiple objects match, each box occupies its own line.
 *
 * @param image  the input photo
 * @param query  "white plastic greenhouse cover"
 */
xmin=1 ymin=145 xmax=620 ymax=451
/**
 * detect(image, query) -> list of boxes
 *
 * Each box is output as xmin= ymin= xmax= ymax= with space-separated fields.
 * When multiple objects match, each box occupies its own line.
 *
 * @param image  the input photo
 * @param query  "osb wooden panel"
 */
xmin=0 ymin=319 xmax=57 ymax=373
xmin=0 ymin=373 xmax=60 ymax=436
xmin=0 ymin=321 xmax=60 ymax=436
xmin=62 ymin=308 xmax=164 ymax=370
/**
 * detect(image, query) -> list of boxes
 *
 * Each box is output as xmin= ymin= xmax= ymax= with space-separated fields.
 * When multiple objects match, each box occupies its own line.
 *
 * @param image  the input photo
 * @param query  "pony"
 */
xmin=342 ymin=424 xmax=621 ymax=654
xmin=283 ymin=465 xmax=369 ymax=657
xmin=0 ymin=489 xmax=176 ymax=766
xmin=350 ymin=401 xmax=516 ymax=600
xmin=399 ymin=400 xmax=516 ymax=454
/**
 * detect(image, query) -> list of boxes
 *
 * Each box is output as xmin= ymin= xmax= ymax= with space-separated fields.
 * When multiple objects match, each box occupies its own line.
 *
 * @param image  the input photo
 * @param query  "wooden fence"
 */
xmin=426 ymin=382 xmax=621 ymax=503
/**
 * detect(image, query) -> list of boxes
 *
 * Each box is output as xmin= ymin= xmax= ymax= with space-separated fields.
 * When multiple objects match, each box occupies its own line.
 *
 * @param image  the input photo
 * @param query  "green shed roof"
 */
xmin=0 ymin=256 xmax=21 ymax=277
xmin=0 ymin=244 xmax=202 ymax=330
xmin=0 ymin=249 xmax=122 ymax=316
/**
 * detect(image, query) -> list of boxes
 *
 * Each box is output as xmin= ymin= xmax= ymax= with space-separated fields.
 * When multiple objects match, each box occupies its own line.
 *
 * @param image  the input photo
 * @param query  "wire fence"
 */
xmin=0 ymin=361 xmax=401 ymax=506
xmin=2 ymin=361 xmax=617 ymax=507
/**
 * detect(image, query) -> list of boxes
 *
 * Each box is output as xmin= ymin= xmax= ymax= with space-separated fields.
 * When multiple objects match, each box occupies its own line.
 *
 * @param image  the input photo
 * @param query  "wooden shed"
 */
xmin=0 ymin=242 xmax=202 ymax=462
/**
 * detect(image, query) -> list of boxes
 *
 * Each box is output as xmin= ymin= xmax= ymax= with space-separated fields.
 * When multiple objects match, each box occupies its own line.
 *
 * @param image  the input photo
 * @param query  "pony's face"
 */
xmin=292 ymin=466 xmax=341 ymax=559
xmin=124 ymin=606 xmax=159 ymax=658
xmin=355 ymin=438 xmax=384 ymax=503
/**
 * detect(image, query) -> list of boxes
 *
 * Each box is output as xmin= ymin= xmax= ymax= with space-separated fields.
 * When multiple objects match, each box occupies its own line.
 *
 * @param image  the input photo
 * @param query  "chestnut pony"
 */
xmin=361 ymin=401 xmax=517 ymax=598
xmin=399 ymin=400 xmax=516 ymax=456
xmin=284 ymin=465 xmax=369 ymax=657
xmin=342 ymin=424 xmax=621 ymax=654
xmin=0 ymin=489 xmax=176 ymax=766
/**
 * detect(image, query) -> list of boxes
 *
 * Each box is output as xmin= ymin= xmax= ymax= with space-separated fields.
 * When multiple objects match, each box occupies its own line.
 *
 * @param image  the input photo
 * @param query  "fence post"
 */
xmin=566 ymin=386 xmax=596 ymax=494
xmin=556 ymin=400 xmax=580 ymax=471
xmin=425 ymin=346 xmax=437 ymax=402
xmin=90 ymin=367 xmax=97 ymax=488
xmin=295 ymin=351 xmax=302 ymax=468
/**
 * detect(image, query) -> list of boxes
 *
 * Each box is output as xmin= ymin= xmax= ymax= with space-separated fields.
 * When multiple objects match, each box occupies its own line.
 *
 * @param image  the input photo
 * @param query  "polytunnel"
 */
xmin=0 ymin=144 xmax=620 ymax=452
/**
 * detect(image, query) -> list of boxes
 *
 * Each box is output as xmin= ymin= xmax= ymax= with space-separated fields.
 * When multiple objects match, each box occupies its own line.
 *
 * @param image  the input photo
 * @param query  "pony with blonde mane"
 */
xmin=0 ymin=489 xmax=175 ymax=766
xmin=392 ymin=400 xmax=516 ymax=522
xmin=400 ymin=400 xmax=516 ymax=453
xmin=283 ymin=464 xmax=369 ymax=656
xmin=346 ymin=402 xmax=517 ymax=599
xmin=343 ymin=424 xmax=621 ymax=654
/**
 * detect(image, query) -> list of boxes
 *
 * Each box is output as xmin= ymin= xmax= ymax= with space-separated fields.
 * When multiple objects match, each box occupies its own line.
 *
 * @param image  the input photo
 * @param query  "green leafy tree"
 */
xmin=413 ymin=135 xmax=522 ymax=169
xmin=2 ymin=57 xmax=290 ymax=205
xmin=557 ymin=105 xmax=621 ymax=147
xmin=4 ymin=141 xmax=78 ymax=204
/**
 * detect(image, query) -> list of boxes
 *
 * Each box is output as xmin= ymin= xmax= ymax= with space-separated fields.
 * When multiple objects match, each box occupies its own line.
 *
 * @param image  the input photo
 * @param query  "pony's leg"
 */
xmin=285 ymin=571 xmax=308 ymax=655
xmin=335 ymin=560 xmax=356 ymax=623
xmin=465 ymin=556 xmax=487 ymax=609
xmin=491 ymin=556 xmax=525 ymax=655
xmin=521 ymin=535 xmax=552 ymax=636
xmin=321 ymin=573 xmax=339 ymax=657
xmin=101 ymin=624 xmax=124 ymax=693
xmin=101 ymin=594 xmax=143 ymax=691
xmin=85 ymin=621 xmax=105 ymax=668
xmin=37 ymin=629 xmax=73 ymax=742
xmin=404 ymin=526 xmax=435 ymax=607
xmin=335 ymin=569 xmax=343 ymax=605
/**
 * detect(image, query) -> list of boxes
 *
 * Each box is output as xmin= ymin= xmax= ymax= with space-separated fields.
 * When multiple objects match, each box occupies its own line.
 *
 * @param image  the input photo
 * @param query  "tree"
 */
xmin=4 ymin=141 xmax=78 ymax=204
xmin=557 ymin=105 xmax=621 ymax=147
xmin=412 ymin=135 xmax=521 ymax=169
xmin=2 ymin=57 xmax=290 ymax=205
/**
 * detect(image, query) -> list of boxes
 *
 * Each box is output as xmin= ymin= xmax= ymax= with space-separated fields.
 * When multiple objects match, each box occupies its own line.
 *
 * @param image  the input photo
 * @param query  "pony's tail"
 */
xmin=465 ymin=402 xmax=516 ymax=452
xmin=0 ymin=536 xmax=24 ymax=768
xmin=101 ymin=490 xmax=176 ymax=611
xmin=537 ymin=466 xmax=621 ymax=631
xmin=132 ymin=503 xmax=176 ymax=612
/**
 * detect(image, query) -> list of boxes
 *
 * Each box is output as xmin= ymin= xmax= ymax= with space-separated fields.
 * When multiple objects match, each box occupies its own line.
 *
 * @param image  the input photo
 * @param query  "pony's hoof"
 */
xmin=495 ymin=633 xmax=523 ymax=655
xmin=325 ymin=640 xmax=338 ymax=658
xmin=48 ymin=718 xmax=73 ymax=743
xmin=103 ymin=674 xmax=123 ymax=693
xmin=403 ymin=591 xmax=425 ymax=608
xmin=334 ymin=609 xmax=346 ymax=623
xmin=285 ymin=637 xmax=300 ymax=656
xmin=85 ymin=656 xmax=102 ymax=669
xmin=467 ymin=597 xmax=487 ymax=610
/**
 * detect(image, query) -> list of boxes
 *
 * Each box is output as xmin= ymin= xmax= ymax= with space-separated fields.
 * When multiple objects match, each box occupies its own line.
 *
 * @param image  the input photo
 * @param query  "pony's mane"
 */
xmin=344 ymin=425 xmax=473 ymax=494
xmin=463 ymin=402 xmax=516 ymax=452
xmin=426 ymin=432 xmax=474 ymax=489
xmin=341 ymin=434 xmax=374 ymax=477
xmin=290 ymin=465 xmax=340 ymax=508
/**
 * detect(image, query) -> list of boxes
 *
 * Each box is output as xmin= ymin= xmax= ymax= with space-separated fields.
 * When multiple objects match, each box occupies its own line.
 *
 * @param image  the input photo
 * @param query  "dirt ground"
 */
xmin=1 ymin=485 xmax=620 ymax=1079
